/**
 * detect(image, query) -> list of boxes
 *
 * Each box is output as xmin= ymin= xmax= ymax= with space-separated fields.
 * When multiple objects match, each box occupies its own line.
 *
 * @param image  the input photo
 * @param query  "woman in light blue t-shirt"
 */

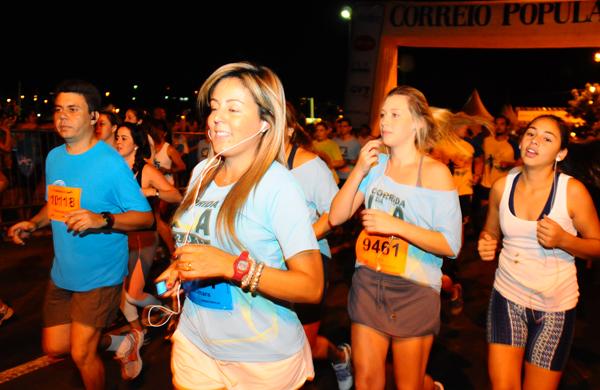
xmin=330 ymin=86 xmax=462 ymax=390
xmin=157 ymin=63 xmax=323 ymax=390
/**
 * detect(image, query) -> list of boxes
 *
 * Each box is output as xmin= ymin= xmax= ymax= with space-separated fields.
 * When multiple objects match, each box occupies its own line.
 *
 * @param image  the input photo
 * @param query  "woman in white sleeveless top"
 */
xmin=478 ymin=115 xmax=600 ymax=389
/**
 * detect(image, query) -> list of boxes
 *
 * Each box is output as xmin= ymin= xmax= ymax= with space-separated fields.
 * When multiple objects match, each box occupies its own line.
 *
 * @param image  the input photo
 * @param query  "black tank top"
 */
xmin=134 ymin=164 xmax=158 ymax=230
xmin=287 ymin=144 xmax=299 ymax=170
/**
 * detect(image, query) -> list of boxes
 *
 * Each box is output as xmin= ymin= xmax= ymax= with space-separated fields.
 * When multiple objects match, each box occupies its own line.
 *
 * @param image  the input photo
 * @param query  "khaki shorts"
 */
xmin=43 ymin=280 xmax=122 ymax=329
xmin=171 ymin=329 xmax=314 ymax=390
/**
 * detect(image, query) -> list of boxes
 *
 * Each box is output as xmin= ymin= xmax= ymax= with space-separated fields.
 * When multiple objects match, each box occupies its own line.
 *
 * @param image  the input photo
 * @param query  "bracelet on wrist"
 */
xmin=249 ymin=262 xmax=265 ymax=294
xmin=240 ymin=259 xmax=257 ymax=289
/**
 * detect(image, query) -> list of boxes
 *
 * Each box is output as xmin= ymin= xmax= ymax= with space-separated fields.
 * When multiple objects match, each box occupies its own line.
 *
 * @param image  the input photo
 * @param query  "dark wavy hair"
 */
xmin=286 ymin=102 xmax=313 ymax=150
xmin=117 ymin=122 xmax=150 ymax=175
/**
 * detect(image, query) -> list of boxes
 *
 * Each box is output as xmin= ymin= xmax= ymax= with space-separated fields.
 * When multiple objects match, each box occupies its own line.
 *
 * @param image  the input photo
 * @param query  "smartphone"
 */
xmin=155 ymin=280 xmax=168 ymax=295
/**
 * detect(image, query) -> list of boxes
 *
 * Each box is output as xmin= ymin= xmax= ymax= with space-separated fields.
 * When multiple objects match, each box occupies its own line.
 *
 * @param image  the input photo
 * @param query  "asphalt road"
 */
xmin=1 ymin=232 xmax=598 ymax=389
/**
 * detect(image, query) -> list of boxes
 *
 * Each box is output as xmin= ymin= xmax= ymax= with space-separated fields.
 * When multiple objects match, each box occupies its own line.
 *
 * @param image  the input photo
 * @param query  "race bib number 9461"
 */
xmin=355 ymin=229 xmax=408 ymax=276
xmin=47 ymin=185 xmax=81 ymax=222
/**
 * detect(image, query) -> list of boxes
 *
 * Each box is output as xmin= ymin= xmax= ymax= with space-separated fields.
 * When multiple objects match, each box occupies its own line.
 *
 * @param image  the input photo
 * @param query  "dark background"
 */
xmin=1 ymin=1 xmax=598 ymax=120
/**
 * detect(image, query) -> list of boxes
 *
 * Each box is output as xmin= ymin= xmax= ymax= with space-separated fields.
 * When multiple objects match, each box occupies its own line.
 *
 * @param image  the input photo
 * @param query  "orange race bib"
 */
xmin=355 ymin=229 xmax=408 ymax=276
xmin=47 ymin=185 xmax=81 ymax=222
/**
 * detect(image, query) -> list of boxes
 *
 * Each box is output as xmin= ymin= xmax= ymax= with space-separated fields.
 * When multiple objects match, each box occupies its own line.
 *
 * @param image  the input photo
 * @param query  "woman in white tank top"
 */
xmin=478 ymin=115 xmax=600 ymax=389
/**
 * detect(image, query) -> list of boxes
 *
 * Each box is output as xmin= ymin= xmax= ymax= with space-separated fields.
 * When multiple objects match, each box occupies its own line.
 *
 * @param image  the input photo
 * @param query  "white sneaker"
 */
xmin=115 ymin=329 xmax=143 ymax=380
xmin=331 ymin=343 xmax=353 ymax=390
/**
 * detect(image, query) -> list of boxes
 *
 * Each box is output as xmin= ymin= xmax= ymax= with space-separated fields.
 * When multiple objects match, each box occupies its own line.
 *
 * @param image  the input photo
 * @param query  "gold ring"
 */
xmin=185 ymin=262 xmax=192 ymax=272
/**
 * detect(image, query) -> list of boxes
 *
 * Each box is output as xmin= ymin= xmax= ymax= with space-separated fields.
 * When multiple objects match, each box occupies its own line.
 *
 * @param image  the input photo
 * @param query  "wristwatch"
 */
xmin=100 ymin=211 xmax=115 ymax=229
xmin=231 ymin=251 xmax=251 ymax=283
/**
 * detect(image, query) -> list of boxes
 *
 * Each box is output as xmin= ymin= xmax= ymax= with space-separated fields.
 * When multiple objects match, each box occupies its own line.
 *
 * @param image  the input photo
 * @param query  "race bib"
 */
xmin=186 ymin=281 xmax=233 ymax=311
xmin=355 ymin=229 xmax=408 ymax=276
xmin=47 ymin=185 xmax=81 ymax=222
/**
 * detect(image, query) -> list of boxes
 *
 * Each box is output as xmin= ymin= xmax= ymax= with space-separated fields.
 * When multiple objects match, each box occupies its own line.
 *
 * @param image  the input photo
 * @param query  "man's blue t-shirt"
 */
xmin=46 ymin=141 xmax=151 ymax=291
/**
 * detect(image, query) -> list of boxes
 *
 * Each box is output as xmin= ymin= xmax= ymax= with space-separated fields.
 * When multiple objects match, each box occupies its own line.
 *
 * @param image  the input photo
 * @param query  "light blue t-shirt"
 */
xmin=358 ymin=154 xmax=462 ymax=291
xmin=46 ymin=141 xmax=151 ymax=291
xmin=173 ymin=160 xmax=319 ymax=362
xmin=290 ymin=156 xmax=338 ymax=258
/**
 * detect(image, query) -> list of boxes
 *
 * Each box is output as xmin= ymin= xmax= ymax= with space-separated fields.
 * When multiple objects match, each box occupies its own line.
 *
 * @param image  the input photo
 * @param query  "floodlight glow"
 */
xmin=340 ymin=6 xmax=352 ymax=20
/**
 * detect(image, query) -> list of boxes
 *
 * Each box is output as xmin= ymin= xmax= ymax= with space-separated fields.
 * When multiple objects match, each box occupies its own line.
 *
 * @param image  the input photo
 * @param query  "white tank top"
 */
xmin=154 ymin=142 xmax=172 ymax=170
xmin=153 ymin=142 xmax=174 ymax=184
xmin=494 ymin=169 xmax=578 ymax=312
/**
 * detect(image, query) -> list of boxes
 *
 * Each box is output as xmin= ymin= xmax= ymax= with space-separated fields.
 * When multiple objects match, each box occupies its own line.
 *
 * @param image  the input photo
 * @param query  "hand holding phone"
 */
xmin=155 ymin=280 xmax=168 ymax=295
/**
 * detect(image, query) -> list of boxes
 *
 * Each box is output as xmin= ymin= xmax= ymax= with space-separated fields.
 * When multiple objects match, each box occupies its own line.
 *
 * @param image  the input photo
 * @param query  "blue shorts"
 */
xmin=487 ymin=288 xmax=575 ymax=371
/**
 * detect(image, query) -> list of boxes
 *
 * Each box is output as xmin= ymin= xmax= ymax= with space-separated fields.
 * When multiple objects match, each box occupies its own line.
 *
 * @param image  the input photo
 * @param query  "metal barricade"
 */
xmin=0 ymin=128 xmax=62 ymax=227
xmin=0 ymin=129 xmax=208 ymax=229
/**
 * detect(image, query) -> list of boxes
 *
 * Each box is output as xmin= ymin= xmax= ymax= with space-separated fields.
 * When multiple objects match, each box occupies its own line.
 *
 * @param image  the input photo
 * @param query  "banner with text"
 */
xmin=383 ymin=1 xmax=600 ymax=48
xmin=355 ymin=0 xmax=600 ymax=135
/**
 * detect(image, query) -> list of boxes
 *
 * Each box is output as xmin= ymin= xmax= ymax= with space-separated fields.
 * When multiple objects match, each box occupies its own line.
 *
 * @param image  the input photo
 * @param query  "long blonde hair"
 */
xmin=431 ymin=107 xmax=494 ymax=154
xmin=173 ymin=62 xmax=286 ymax=250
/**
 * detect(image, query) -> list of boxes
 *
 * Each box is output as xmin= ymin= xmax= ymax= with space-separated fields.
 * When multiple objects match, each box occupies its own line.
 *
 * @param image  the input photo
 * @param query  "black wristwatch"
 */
xmin=100 ymin=211 xmax=115 ymax=229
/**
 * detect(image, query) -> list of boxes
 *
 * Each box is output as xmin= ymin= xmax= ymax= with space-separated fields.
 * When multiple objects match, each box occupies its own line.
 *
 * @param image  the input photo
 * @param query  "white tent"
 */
xmin=344 ymin=1 xmax=600 ymax=136
xmin=462 ymin=89 xmax=494 ymax=121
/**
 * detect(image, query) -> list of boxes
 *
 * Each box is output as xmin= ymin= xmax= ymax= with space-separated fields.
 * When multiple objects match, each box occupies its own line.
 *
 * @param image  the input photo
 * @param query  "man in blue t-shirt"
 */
xmin=333 ymin=118 xmax=361 ymax=186
xmin=8 ymin=80 xmax=153 ymax=388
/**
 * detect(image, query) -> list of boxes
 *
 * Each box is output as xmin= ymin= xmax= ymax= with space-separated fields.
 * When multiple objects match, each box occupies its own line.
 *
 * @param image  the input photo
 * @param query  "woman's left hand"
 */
xmin=361 ymin=209 xmax=400 ymax=236
xmin=537 ymin=215 xmax=565 ymax=249
xmin=174 ymin=244 xmax=234 ymax=281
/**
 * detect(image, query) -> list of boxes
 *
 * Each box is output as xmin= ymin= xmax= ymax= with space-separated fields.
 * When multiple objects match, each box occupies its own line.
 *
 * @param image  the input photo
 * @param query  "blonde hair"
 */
xmin=173 ymin=62 xmax=286 ymax=250
xmin=432 ymin=108 xmax=494 ymax=137
xmin=384 ymin=86 xmax=438 ymax=152
xmin=431 ymin=107 xmax=495 ymax=154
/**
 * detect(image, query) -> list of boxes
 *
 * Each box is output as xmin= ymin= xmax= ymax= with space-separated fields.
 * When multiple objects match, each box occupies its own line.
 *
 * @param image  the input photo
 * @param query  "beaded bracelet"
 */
xmin=240 ymin=258 xmax=257 ymax=289
xmin=249 ymin=262 xmax=265 ymax=294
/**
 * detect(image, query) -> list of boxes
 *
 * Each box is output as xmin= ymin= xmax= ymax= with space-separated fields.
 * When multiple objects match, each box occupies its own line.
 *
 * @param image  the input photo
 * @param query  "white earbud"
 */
xmin=260 ymin=121 xmax=269 ymax=133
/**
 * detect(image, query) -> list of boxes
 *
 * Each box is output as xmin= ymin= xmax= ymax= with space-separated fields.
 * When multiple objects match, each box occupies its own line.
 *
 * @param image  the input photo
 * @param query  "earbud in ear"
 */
xmin=260 ymin=122 xmax=269 ymax=133
xmin=556 ymin=156 xmax=561 ymax=162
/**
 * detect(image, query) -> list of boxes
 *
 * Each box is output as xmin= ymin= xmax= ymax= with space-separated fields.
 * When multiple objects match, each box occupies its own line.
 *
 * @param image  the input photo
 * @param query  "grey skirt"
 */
xmin=348 ymin=266 xmax=440 ymax=338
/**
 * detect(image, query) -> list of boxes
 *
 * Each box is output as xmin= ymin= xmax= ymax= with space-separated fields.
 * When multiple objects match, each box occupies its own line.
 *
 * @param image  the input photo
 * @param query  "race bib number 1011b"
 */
xmin=47 ymin=185 xmax=81 ymax=222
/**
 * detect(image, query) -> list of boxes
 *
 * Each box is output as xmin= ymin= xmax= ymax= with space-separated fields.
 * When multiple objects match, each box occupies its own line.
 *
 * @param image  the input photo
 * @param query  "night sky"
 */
xmin=2 ymin=1 xmax=597 ymax=119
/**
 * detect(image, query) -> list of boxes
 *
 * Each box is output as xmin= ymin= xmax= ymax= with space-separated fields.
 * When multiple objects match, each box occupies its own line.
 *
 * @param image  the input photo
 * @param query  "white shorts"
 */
xmin=171 ymin=329 xmax=314 ymax=390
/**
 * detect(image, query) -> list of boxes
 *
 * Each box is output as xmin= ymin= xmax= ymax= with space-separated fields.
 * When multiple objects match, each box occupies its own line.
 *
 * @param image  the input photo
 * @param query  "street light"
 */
xmin=594 ymin=50 xmax=600 ymax=63
xmin=340 ymin=6 xmax=352 ymax=20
